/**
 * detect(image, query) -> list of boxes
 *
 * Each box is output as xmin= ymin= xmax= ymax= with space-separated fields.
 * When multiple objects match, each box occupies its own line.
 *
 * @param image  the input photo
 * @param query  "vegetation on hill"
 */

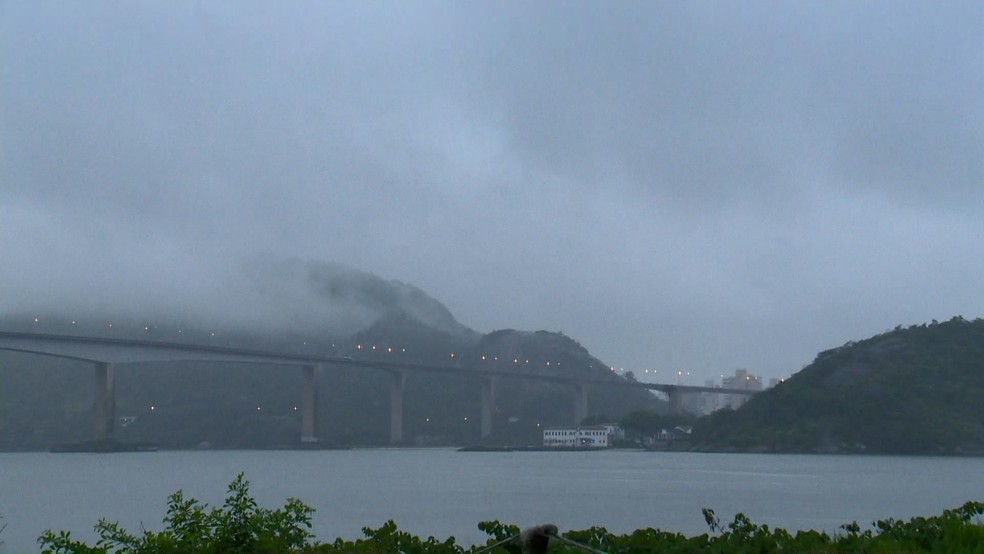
xmin=38 ymin=474 xmax=984 ymax=554
xmin=618 ymin=410 xmax=696 ymax=438
xmin=693 ymin=317 xmax=984 ymax=454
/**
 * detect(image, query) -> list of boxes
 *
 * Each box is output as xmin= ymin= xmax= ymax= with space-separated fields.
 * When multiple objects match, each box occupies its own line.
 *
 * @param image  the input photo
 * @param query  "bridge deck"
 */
xmin=0 ymin=331 xmax=758 ymax=395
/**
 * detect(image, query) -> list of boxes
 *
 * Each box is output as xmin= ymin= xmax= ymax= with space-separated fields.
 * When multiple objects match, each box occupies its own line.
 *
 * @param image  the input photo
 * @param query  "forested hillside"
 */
xmin=694 ymin=317 xmax=984 ymax=454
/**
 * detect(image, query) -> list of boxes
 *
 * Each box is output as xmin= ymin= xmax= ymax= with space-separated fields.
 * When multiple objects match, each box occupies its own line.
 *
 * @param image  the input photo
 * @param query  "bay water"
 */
xmin=1 ymin=449 xmax=982 ymax=552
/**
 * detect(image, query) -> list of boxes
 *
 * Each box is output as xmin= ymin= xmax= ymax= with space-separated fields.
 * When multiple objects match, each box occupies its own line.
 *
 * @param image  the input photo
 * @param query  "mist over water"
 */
xmin=2 ymin=449 xmax=982 ymax=553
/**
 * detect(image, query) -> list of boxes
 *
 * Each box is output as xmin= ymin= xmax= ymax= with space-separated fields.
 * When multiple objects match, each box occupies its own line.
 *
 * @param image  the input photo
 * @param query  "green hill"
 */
xmin=694 ymin=317 xmax=984 ymax=454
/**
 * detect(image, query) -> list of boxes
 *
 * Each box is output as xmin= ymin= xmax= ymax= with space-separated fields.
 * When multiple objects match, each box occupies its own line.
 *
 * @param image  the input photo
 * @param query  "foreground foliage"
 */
xmin=39 ymin=474 xmax=313 ymax=554
xmin=40 ymin=475 xmax=984 ymax=553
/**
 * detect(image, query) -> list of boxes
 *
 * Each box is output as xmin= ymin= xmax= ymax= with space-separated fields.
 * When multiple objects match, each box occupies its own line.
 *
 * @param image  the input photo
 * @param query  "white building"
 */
xmin=600 ymin=424 xmax=624 ymax=441
xmin=640 ymin=426 xmax=693 ymax=447
xmin=542 ymin=426 xmax=616 ymax=448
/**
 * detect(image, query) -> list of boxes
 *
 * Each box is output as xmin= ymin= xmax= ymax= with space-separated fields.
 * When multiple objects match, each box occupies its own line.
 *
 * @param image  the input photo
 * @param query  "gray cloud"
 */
xmin=2 ymin=1 xmax=983 ymax=381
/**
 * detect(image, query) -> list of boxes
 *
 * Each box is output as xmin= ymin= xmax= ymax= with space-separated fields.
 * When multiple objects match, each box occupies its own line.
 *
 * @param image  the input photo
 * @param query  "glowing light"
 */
xmin=481 ymin=355 xmax=486 ymax=361
xmin=293 ymin=406 xmax=298 ymax=411
xmin=463 ymin=416 xmax=468 ymax=421
xmin=149 ymin=405 xmax=156 ymax=411
xmin=450 ymin=352 xmax=455 ymax=358
xmin=256 ymin=406 xmax=262 ymax=411
xmin=357 ymin=344 xmax=363 ymax=350
xmin=387 ymin=347 xmax=393 ymax=353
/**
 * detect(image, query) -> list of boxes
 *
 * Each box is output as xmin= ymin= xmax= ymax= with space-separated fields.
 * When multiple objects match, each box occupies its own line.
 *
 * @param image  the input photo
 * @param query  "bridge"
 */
xmin=0 ymin=331 xmax=758 ymax=445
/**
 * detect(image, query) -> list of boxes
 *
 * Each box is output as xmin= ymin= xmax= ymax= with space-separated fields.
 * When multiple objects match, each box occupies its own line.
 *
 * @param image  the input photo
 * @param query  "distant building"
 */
xmin=600 ymin=423 xmax=625 ymax=442
xmin=693 ymin=380 xmax=724 ymax=415
xmin=639 ymin=425 xmax=692 ymax=447
xmin=543 ymin=426 xmax=618 ymax=448
xmin=722 ymin=368 xmax=763 ymax=409
xmin=693 ymin=369 xmax=767 ymax=414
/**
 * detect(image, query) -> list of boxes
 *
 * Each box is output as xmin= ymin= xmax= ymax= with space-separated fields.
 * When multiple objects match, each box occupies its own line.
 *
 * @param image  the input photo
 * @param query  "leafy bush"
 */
xmin=38 ymin=475 xmax=984 ymax=553
xmin=39 ymin=473 xmax=313 ymax=554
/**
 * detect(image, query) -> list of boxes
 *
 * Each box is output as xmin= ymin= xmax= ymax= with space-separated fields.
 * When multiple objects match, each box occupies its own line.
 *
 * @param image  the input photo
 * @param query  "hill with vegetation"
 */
xmin=0 ymin=260 xmax=660 ymax=450
xmin=694 ymin=317 xmax=984 ymax=454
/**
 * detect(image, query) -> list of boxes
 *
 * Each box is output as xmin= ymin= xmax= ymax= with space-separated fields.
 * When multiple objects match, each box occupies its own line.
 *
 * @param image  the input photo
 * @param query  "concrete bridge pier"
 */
xmin=93 ymin=362 xmax=115 ymax=441
xmin=480 ymin=377 xmax=497 ymax=440
xmin=667 ymin=387 xmax=684 ymax=414
xmin=300 ymin=364 xmax=319 ymax=443
xmin=389 ymin=370 xmax=407 ymax=444
xmin=572 ymin=384 xmax=589 ymax=426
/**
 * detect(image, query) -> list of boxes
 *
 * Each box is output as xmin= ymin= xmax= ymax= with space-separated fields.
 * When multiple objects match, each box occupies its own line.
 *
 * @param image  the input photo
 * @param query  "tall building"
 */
xmin=691 ymin=379 xmax=723 ymax=415
xmin=721 ymin=368 xmax=763 ymax=409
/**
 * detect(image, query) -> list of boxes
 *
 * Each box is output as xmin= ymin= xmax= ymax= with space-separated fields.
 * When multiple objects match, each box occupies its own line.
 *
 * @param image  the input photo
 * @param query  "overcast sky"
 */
xmin=2 ymin=2 xmax=983 ymax=382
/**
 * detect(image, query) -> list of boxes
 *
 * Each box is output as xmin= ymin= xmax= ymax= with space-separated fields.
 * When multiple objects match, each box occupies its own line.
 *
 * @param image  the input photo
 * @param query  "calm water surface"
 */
xmin=1 ymin=449 xmax=982 ymax=552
